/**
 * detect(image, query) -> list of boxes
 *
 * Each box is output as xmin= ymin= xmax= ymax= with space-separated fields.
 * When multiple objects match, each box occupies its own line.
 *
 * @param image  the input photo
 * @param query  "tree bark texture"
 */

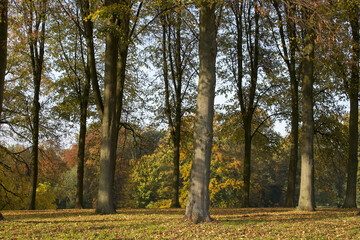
xmin=0 ymin=0 xmax=7 ymax=120
xmin=0 ymin=0 xmax=7 ymax=219
xmin=96 ymin=14 xmax=119 ymax=214
xmin=298 ymin=8 xmax=315 ymax=211
xmin=184 ymin=0 xmax=217 ymax=223
xmin=161 ymin=5 xmax=183 ymax=208
xmin=343 ymin=3 xmax=359 ymax=208
xmin=242 ymin=118 xmax=252 ymax=208
xmin=96 ymin=0 xmax=131 ymax=214
xmin=283 ymin=0 xmax=299 ymax=208
xmin=237 ymin=1 xmax=259 ymax=208
xmin=171 ymin=9 xmax=182 ymax=209
xmin=79 ymin=0 xmax=104 ymax=120
xmin=75 ymin=73 xmax=91 ymax=209
xmin=27 ymin=0 xmax=46 ymax=210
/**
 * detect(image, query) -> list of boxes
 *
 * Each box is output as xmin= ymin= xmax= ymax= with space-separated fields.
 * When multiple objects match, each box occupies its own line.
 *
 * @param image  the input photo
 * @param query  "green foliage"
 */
xmin=35 ymin=182 xmax=57 ymax=210
xmin=54 ymin=167 xmax=77 ymax=209
xmin=130 ymin=140 xmax=173 ymax=208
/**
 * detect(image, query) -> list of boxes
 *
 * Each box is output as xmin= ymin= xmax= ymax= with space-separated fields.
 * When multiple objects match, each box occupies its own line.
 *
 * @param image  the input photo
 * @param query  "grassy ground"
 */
xmin=0 ymin=208 xmax=359 ymax=239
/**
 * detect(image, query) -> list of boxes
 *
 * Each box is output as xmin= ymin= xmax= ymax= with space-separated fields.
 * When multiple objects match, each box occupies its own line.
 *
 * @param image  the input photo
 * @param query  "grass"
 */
xmin=1 ymin=208 xmax=359 ymax=239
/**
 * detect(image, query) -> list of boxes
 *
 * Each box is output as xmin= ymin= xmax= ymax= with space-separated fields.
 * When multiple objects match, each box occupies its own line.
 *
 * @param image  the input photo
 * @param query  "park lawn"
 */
xmin=0 ymin=208 xmax=359 ymax=239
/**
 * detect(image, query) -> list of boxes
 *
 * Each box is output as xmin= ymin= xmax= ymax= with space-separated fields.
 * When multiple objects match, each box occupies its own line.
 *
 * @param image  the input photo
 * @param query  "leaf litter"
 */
xmin=0 ymin=208 xmax=359 ymax=239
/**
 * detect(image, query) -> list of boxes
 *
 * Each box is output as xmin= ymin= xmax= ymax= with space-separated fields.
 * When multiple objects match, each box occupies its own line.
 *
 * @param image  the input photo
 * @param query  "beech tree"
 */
xmin=78 ymin=0 xmax=104 ymax=120
xmin=156 ymin=0 xmax=198 ymax=208
xmin=271 ymin=0 xmax=299 ymax=208
xmin=0 ymin=0 xmax=7 ymax=221
xmin=96 ymin=0 xmax=121 ymax=214
xmin=184 ymin=0 xmax=218 ymax=223
xmin=297 ymin=0 xmax=316 ymax=211
xmin=343 ymin=0 xmax=359 ymax=209
xmin=23 ymin=0 xmax=48 ymax=210
xmin=235 ymin=0 xmax=261 ymax=208
xmin=0 ymin=0 xmax=7 ymax=121
xmin=50 ymin=0 xmax=92 ymax=209
xmin=96 ymin=0 xmax=143 ymax=214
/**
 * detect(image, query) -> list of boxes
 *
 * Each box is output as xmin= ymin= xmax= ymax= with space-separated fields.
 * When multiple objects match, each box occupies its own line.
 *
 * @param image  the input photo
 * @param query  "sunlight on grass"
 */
xmin=1 ymin=208 xmax=359 ymax=239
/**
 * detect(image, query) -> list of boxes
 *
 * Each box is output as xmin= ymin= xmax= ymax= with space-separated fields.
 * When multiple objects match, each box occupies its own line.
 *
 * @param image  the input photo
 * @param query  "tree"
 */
xmin=272 ymin=0 xmax=299 ymax=208
xmin=343 ymin=0 xmax=359 ymax=209
xmin=96 ymin=0 xmax=120 ymax=214
xmin=184 ymin=0 xmax=218 ymax=223
xmin=227 ymin=0 xmax=261 ymax=208
xmin=0 ymin=0 xmax=7 ymax=219
xmin=96 ymin=0 xmax=143 ymax=214
xmin=156 ymin=0 xmax=198 ymax=208
xmin=0 ymin=0 xmax=7 ymax=121
xmin=298 ymin=0 xmax=316 ymax=211
xmin=78 ymin=0 xmax=104 ymax=120
xmin=51 ymin=0 xmax=93 ymax=209
xmin=24 ymin=0 xmax=48 ymax=210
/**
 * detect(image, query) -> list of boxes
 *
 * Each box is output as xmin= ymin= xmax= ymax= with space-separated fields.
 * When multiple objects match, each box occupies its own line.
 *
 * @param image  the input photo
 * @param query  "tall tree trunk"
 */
xmin=113 ymin=2 xmax=131 ymax=207
xmin=171 ymin=9 xmax=182 ymax=209
xmin=75 ymin=73 xmax=90 ymax=209
xmin=171 ymin=128 xmax=181 ymax=208
xmin=96 ymin=12 xmax=119 ymax=214
xmin=298 ymin=7 xmax=315 ymax=211
xmin=284 ymin=0 xmax=299 ymax=208
xmin=343 ymin=3 xmax=359 ymax=208
xmin=79 ymin=0 xmax=104 ymax=120
xmin=161 ymin=3 xmax=182 ymax=208
xmin=184 ymin=0 xmax=217 ymax=223
xmin=28 ymin=71 xmax=41 ymax=210
xmin=96 ymin=0 xmax=133 ymax=213
xmin=0 ymin=0 xmax=7 ymax=120
xmin=238 ymin=1 xmax=259 ymax=208
xmin=27 ymin=0 xmax=46 ymax=210
xmin=0 ymin=0 xmax=7 ymax=220
xmin=242 ymin=118 xmax=251 ymax=207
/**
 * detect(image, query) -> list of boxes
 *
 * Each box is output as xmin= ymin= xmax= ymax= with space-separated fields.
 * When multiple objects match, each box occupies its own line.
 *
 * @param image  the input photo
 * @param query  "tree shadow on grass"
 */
xmin=212 ymin=208 xmax=357 ymax=225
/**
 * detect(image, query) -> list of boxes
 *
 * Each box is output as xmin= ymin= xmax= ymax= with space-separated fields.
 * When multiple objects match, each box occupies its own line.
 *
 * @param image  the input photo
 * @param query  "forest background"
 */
xmin=0 ymin=0 xmax=359 ymax=214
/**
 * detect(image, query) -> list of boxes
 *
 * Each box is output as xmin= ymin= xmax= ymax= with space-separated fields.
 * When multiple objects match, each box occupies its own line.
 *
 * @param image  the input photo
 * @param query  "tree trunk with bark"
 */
xmin=281 ymin=0 xmax=299 ymax=208
xmin=79 ymin=0 xmax=104 ymax=120
xmin=343 ymin=3 xmax=359 ymax=209
xmin=27 ymin=0 xmax=47 ymax=210
xmin=298 ymin=6 xmax=315 ymax=211
xmin=96 ymin=0 xmax=133 ymax=214
xmin=161 ymin=5 xmax=183 ymax=208
xmin=242 ymin=117 xmax=252 ymax=207
xmin=0 ymin=0 xmax=7 ymax=120
xmin=184 ymin=0 xmax=217 ymax=223
xmin=75 ymin=72 xmax=90 ymax=209
xmin=0 ymin=0 xmax=7 ymax=221
xmin=96 ymin=13 xmax=119 ymax=214
xmin=236 ymin=1 xmax=259 ymax=208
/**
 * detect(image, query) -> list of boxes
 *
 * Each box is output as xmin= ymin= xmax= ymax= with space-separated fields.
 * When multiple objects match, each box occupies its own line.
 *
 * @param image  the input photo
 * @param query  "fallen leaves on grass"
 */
xmin=0 ymin=208 xmax=359 ymax=239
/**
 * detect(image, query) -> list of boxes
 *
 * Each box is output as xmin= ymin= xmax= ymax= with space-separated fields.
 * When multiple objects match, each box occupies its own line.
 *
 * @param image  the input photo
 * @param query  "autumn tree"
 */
xmin=78 ymin=0 xmax=104 ymax=120
xmin=343 ymin=0 xmax=359 ymax=209
xmin=297 ymin=0 xmax=316 ymax=211
xmin=96 ymin=0 xmax=143 ymax=214
xmin=22 ymin=0 xmax=48 ymax=210
xmin=222 ymin=0 xmax=281 ymax=207
xmin=153 ymin=0 xmax=198 ymax=208
xmin=0 ymin=0 xmax=7 ymax=122
xmin=0 ymin=0 xmax=7 ymax=219
xmin=184 ymin=0 xmax=218 ymax=223
xmin=50 ymin=0 xmax=96 ymax=209
xmin=270 ymin=0 xmax=299 ymax=208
